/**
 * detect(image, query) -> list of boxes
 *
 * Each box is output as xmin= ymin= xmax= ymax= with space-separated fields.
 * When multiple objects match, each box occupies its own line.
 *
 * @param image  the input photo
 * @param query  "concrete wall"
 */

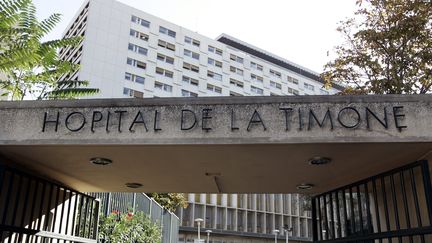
xmin=0 ymin=95 xmax=429 ymax=145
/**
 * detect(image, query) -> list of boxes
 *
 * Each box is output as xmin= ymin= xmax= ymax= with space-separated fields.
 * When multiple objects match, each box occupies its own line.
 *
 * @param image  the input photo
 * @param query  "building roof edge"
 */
xmin=216 ymin=33 xmax=345 ymax=91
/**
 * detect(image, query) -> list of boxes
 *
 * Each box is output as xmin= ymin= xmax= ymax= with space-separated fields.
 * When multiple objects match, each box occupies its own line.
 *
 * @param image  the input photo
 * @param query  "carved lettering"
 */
xmin=308 ymin=108 xmax=333 ymax=130
xmin=393 ymin=106 xmax=407 ymax=131
xmin=91 ymin=111 xmax=103 ymax=132
xmin=65 ymin=112 xmax=86 ymax=132
xmin=154 ymin=110 xmax=162 ymax=131
xmin=42 ymin=112 xmax=60 ymax=132
xmin=279 ymin=107 xmax=293 ymax=131
xmin=337 ymin=107 xmax=360 ymax=129
xmin=115 ymin=110 xmax=127 ymax=132
xmin=129 ymin=111 xmax=148 ymax=132
xmin=247 ymin=110 xmax=266 ymax=131
xmin=202 ymin=108 xmax=212 ymax=132
xmin=366 ymin=107 xmax=388 ymax=130
xmin=231 ymin=109 xmax=239 ymax=131
xmin=181 ymin=109 xmax=197 ymax=130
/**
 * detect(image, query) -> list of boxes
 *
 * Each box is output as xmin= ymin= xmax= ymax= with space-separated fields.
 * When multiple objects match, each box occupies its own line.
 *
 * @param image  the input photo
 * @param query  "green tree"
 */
xmin=99 ymin=210 xmax=162 ymax=243
xmin=0 ymin=0 xmax=98 ymax=100
xmin=322 ymin=0 xmax=432 ymax=94
xmin=147 ymin=193 xmax=188 ymax=212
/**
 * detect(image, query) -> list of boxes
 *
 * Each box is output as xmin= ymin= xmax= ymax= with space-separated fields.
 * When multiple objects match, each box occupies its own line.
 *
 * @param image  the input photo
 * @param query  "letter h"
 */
xmin=42 ymin=112 xmax=60 ymax=132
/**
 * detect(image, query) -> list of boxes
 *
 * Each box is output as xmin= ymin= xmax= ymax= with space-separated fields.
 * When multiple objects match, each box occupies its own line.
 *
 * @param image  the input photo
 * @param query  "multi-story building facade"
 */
xmin=177 ymin=194 xmax=313 ymax=243
xmin=60 ymin=0 xmax=342 ymax=242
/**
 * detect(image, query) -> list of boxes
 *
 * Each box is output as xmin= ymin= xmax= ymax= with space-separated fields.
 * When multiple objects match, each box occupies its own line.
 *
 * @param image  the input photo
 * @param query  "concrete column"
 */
xmin=210 ymin=194 xmax=217 ymax=205
xmin=213 ymin=206 xmax=217 ymax=229
xmin=200 ymin=193 xmax=206 ymax=204
xmin=230 ymin=194 xmax=237 ymax=208
xmin=253 ymin=212 xmax=257 ymax=233
xmin=270 ymin=194 xmax=275 ymax=212
xmin=234 ymin=208 xmax=238 ymax=231
xmin=190 ymin=203 xmax=195 ymax=227
xmin=188 ymin=193 xmax=195 ymax=202
xmin=223 ymin=207 xmax=228 ymax=230
xmin=221 ymin=194 xmax=228 ymax=207
xmin=202 ymin=204 xmax=207 ymax=228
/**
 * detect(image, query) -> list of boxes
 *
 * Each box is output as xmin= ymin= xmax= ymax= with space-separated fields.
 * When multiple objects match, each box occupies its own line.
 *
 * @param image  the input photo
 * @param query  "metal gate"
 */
xmin=0 ymin=164 xmax=99 ymax=243
xmin=311 ymin=160 xmax=432 ymax=242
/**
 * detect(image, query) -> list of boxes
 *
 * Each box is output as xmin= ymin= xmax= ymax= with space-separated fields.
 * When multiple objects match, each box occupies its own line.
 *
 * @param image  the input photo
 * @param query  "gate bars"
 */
xmin=0 ymin=165 xmax=99 ymax=243
xmin=311 ymin=160 xmax=432 ymax=242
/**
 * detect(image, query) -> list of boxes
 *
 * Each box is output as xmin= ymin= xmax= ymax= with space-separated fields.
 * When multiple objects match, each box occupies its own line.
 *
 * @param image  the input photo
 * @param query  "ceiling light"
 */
xmin=296 ymin=183 xmax=314 ymax=190
xmin=205 ymin=172 xmax=221 ymax=176
xmin=125 ymin=183 xmax=143 ymax=188
xmin=308 ymin=157 xmax=331 ymax=165
xmin=90 ymin=157 xmax=112 ymax=165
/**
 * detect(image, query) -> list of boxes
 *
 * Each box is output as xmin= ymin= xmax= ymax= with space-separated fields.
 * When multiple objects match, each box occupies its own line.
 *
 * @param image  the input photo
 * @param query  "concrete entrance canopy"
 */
xmin=0 ymin=95 xmax=431 ymax=193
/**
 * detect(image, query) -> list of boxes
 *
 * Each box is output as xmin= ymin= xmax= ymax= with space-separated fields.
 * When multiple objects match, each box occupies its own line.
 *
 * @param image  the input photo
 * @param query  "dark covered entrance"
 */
xmin=0 ymin=95 xmax=431 ymax=242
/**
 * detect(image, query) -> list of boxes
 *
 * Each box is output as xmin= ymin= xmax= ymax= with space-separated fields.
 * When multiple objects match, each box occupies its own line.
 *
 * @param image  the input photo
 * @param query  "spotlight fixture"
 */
xmin=296 ymin=183 xmax=314 ymax=190
xmin=90 ymin=157 xmax=112 ymax=165
xmin=125 ymin=183 xmax=143 ymax=188
xmin=308 ymin=157 xmax=331 ymax=165
xmin=205 ymin=172 xmax=222 ymax=176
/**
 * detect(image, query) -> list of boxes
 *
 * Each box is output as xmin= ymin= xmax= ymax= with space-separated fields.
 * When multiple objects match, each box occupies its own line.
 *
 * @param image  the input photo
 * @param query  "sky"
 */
xmin=33 ymin=0 xmax=358 ymax=73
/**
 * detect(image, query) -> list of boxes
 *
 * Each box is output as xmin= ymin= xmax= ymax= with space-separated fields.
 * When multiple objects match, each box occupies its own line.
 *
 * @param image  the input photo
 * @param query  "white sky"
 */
xmin=33 ymin=0 xmax=357 ymax=73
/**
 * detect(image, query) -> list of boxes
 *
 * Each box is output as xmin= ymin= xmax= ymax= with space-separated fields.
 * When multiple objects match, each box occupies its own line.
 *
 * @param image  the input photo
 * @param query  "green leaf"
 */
xmin=0 ymin=0 xmax=99 ymax=100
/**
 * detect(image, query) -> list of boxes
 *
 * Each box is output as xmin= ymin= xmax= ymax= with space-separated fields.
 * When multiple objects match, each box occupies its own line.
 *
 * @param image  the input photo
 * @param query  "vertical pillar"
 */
xmin=421 ymin=160 xmax=432 ymax=223
xmin=312 ymin=197 xmax=318 ymax=241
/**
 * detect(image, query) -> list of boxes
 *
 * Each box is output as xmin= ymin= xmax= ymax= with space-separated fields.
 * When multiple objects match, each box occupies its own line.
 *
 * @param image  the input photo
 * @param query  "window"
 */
xmin=159 ymin=26 xmax=176 ymax=38
xmin=128 ymin=43 xmax=147 ymax=56
xmin=181 ymin=89 xmax=198 ymax=97
xmin=287 ymin=76 xmax=299 ymax=84
xmin=183 ymin=62 xmax=199 ymax=73
xmin=130 ymin=29 xmax=149 ymax=41
xmin=208 ymin=45 xmax=223 ymax=55
xmin=155 ymin=67 xmax=173 ymax=78
xmin=207 ymin=71 xmax=222 ymax=81
xmin=156 ymin=53 xmax=174 ymax=64
xmin=126 ymin=58 xmax=146 ymax=70
xmin=270 ymin=81 xmax=282 ymax=89
xmin=182 ymin=75 xmax=199 ymax=86
xmin=125 ymin=72 xmax=145 ymax=84
xmin=270 ymin=69 xmax=281 ymax=78
xmin=304 ymin=83 xmax=315 ymax=91
xmin=230 ymin=66 xmax=244 ymax=76
xmin=125 ymin=72 xmax=132 ymax=81
xmin=230 ymin=91 xmax=243 ymax=96
xmin=251 ymin=86 xmax=264 ymax=95
xmin=230 ymin=54 xmax=244 ymax=64
xmin=123 ymin=87 xmax=143 ymax=98
xmin=158 ymin=39 xmax=175 ymax=51
xmin=230 ymin=78 xmax=244 ymax=88
xmin=208 ymin=58 xmax=222 ymax=68
xmin=154 ymin=81 xmax=173 ymax=92
xmin=184 ymin=49 xmax=200 ymax=60
xmin=251 ymin=73 xmax=263 ymax=83
xmin=185 ymin=36 xmax=200 ymax=47
xmin=131 ymin=15 xmax=150 ymax=27
xmin=288 ymin=87 xmax=299 ymax=95
xmin=250 ymin=61 xmax=263 ymax=71
xmin=320 ymin=89 xmax=330 ymax=95
xmin=207 ymin=84 xmax=222 ymax=94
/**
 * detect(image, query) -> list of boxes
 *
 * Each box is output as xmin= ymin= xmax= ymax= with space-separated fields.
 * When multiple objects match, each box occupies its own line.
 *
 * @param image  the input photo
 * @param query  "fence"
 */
xmin=89 ymin=192 xmax=179 ymax=243
xmin=0 ymin=165 xmax=99 ymax=243
xmin=311 ymin=160 xmax=432 ymax=242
